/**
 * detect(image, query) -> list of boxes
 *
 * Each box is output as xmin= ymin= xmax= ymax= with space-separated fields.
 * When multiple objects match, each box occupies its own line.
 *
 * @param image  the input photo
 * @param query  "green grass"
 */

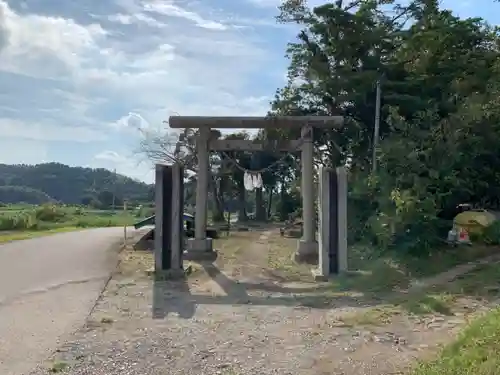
xmin=48 ymin=360 xmax=69 ymax=373
xmin=0 ymin=204 xmax=142 ymax=243
xmin=411 ymin=308 xmax=500 ymax=375
xmin=0 ymin=227 xmax=84 ymax=243
xmin=327 ymin=244 xmax=500 ymax=297
xmin=327 ymin=245 xmax=500 ymax=326
xmin=396 ymin=245 xmax=500 ymax=279
xmin=443 ymin=263 xmax=500 ymax=297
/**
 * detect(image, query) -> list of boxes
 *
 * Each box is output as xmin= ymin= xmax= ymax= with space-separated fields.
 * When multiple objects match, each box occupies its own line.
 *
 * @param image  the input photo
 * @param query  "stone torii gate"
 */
xmin=169 ymin=115 xmax=344 ymax=263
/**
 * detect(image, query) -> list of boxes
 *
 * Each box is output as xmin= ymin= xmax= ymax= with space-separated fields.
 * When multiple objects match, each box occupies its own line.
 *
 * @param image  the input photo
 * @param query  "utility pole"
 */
xmin=372 ymin=78 xmax=382 ymax=174
xmin=123 ymin=199 xmax=127 ymax=244
xmin=112 ymin=168 xmax=116 ymax=212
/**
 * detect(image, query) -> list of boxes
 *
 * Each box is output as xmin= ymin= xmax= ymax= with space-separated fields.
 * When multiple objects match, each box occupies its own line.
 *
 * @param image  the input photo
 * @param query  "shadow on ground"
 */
xmin=147 ymin=228 xmax=500 ymax=320
xmin=151 ymin=261 xmax=380 ymax=319
xmin=151 ymin=255 xmax=500 ymax=321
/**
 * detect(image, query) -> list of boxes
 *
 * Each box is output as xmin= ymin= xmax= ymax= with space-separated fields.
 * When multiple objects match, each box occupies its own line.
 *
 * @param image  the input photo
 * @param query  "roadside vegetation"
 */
xmin=411 ymin=309 xmax=500 ymax=375
xmin=410 ymin=263 xmax=500 ymax=375
xmin=0 ymin=203 xmax=150 ymax=243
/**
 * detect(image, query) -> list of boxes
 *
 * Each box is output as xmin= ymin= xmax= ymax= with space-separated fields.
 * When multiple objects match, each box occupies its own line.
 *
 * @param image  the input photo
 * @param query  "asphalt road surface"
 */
xmin=0 ymin=227 xmax=131 ymax=375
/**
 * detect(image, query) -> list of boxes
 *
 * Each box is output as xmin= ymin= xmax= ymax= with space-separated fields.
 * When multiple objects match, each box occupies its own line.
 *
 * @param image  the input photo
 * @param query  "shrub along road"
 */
xmin=0 ymin=227 xmax=134 ymax=375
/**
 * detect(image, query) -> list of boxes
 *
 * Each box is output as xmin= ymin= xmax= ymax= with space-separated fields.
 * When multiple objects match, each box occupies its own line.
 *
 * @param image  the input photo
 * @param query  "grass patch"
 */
xmin=374 ymin=259 xmax=500 ymax=321
xmin=337 ymin=258 xmax=412 ymax=294
xmin=329 ymin=244 xmax=500 ymax=296
xmin=0 ymin=204 xmax=138 ymax=232
xmin=328 ymin=247 xmax=500 ymax=325
xmin=340 ymin=293 xmax=457 ymax=327
xmin=395 ymin=292 xmax=456 ymax=316
xmin=0 ymin=204 xmax=142 ymax=243
xmin=341 ymin=305 xmax=402 ymax=326
xmin=411 ymin=307 xmax=500 ymax=375
xmin=346 ymin=258 xmax=500 ymax=324
xmin=445 ymin=263 xmax=500 ymax=298
xmin=48 ymin=361 xmax=68 ymax=373
xmin=0 ymin=226 xmax=82 ymax=243
xmin=212 ymin=231 xmax=314 ymax=280
xmin=390 ymin=245 xmax=500 ymax=279
xmin=266 ymin=236 xmax=312 ymax=281
xmin=213 ymin=232 xmax=253 ymax=266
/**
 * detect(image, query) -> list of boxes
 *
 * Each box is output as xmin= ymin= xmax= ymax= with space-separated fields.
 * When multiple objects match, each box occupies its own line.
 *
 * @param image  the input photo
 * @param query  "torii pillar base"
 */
xmin=184 ymin=238 xmax=217 ymax=262
xmin=294 ymin=240 xmax=318 ymax=264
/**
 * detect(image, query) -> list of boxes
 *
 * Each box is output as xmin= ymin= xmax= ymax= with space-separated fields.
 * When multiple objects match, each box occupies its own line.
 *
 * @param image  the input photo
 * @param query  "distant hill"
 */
xmin=0 ymin=163 xmax=154 ymax=206
xmin=0 ymin=186 xmax=55 ymax=205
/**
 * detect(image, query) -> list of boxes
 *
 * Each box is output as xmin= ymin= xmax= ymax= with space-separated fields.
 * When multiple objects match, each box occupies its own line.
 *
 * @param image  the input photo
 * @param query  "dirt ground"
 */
xmin=30 ymin=228 xmax=500 ymax=375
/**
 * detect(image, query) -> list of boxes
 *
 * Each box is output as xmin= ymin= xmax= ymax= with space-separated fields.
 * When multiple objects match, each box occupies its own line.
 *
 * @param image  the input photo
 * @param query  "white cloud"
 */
xmin=93 ymin=150 xmax=154 ymax=182
xmin=0 ymin=139 xmax=48 ymax=165
xmin=246 ymin=0 xmax=325 ymax=9
xmin=1 ymin=0 xmax=276 ymax=119
xmin=142 ymin=1 xmax=231 ymax=30
xmin=246 ymin=0 xmax=281 ymax=7
xmin=0 ymin=0 xmax=285 ymax=181
xmin=109 ymin=112 xmax=151 ymax=131
xmin=94 ymin=150 xmax=128 ymax=163
xmin=0 ymin=118 xmax=107 ymax=142
xmin=0 ymin=0 xmax=106 ymax=79
xmin=107 ymin=12 xmax=165 ymax=28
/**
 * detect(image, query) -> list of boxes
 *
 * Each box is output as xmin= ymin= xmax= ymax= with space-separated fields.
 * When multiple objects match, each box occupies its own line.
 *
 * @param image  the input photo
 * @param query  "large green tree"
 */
xmin=272 ymin=0 xmax=500 ymax=253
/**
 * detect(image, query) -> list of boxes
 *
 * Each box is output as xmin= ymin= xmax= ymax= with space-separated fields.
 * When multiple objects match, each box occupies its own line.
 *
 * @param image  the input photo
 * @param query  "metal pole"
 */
xmin=123 ymin=200 xmax=127 ymax=243
xmin=372 ymin=79 xmax=381 ymax=174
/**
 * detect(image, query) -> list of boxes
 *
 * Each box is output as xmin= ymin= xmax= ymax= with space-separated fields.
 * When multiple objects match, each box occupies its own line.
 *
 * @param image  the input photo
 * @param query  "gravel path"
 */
xmin=28 ymin=232 xmax=499 ymax=375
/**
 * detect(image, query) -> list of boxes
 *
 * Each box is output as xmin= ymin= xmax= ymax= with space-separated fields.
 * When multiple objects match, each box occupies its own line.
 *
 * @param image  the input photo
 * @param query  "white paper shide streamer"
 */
xmin=243 ymin=171 xmax=263 ymax=191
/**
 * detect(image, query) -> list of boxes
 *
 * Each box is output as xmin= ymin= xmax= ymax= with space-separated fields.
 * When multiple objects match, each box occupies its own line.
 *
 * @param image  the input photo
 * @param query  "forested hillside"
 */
xmin=0 ymin=163 xmax=154 ymax=206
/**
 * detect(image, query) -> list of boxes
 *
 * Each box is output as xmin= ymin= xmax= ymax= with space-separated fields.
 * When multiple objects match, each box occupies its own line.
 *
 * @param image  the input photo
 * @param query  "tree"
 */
xmin=97 ymin=190 xmax=123 ymax=210
xmin=138 ymin=125 xmax=230 ymax=220
xmin=273 ymin=0 xmax=500 ymax=254
xmin=0 ymin=163 xmax=152 ymax=205
xmin=138 ymin=124 xmax=289 ymax=222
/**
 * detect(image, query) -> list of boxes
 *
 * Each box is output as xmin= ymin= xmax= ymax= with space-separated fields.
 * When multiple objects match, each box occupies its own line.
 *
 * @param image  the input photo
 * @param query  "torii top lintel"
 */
xmin=168 ymin=116 xmax=344 ymax=129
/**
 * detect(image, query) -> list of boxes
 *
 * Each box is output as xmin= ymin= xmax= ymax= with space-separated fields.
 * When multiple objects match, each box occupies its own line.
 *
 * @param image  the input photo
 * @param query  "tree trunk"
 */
xmin=267 ymin=188 xmax=274 ymax=219
xmin=237 ymin=183 xmax=247 ymax=222
xmin=210 ymin=176 xmax=225 ymax=222
xmin=279 ymin=179 xmax=287 ymax=221
xmin=255 ymin=187 xmax=266 ymax=221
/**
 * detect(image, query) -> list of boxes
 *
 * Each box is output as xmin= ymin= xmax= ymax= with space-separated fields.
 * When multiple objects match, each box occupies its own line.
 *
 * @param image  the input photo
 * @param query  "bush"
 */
xmin=34 ymin=204 xmax=66 ymax=222
xmin=0 ymin=204 xmax=133 ymax=231
xmin=74 ymin=207 xmax=84 ymax=215
xmin=0 ymin=212 xmax=37 ymax=230
xmin=75 ymin=217 xmax=115 ymax=228
xmin=347 ymin=169 xmax=447 ymax=258
xmin=479 ymin=221 xmax=500 ymax=245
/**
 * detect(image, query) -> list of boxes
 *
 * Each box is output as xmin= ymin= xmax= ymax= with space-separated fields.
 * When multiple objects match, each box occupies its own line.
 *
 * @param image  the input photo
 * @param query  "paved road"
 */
xmin=0 ymin=227 xmax=131 ymax=375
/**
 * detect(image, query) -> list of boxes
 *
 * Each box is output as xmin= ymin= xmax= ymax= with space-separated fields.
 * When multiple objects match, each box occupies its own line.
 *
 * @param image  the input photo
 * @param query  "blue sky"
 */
xmin=0 ymin=0 xmax=498 ymax=183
